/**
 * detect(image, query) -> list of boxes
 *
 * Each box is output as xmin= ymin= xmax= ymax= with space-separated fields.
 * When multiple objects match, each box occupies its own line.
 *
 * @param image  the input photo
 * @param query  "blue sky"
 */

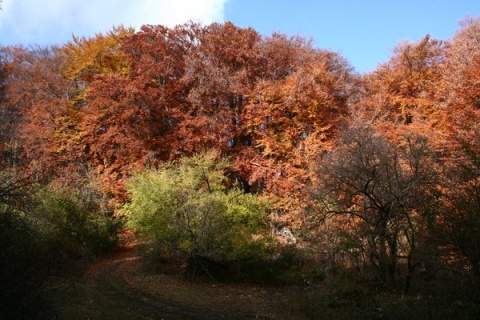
xmin=1 ymin=0 xmax=479 ymax=73
xmin=225 ymin=0 xmax=480 ymax=72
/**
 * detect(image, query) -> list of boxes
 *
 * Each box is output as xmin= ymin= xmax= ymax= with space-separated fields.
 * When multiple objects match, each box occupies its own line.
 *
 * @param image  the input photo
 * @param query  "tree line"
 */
xmin=1 ymin=17 xmax=480 ymax=317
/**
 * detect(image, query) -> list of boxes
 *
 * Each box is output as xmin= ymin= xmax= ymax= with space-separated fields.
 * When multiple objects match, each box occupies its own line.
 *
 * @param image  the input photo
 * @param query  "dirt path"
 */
xmin=52 ymin=236 xmax=480 ymax=320
xmin=55 ymin=241 xmax=274 ymax=319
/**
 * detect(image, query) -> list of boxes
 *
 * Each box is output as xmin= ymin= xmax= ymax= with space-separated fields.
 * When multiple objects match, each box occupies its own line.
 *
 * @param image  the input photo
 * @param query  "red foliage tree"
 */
xmin=80 ymin=24 xmax=194 ymax=196
xmin=1 ymin=45 xmax=77 ymax=178
xmin=177 ymin=22 xmax=261 ymax=155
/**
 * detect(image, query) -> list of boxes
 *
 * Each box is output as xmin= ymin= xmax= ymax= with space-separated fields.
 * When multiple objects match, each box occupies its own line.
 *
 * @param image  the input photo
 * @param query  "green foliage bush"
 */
xmin=0 ymin=174 xmax=120 ymax=319
xmin=32 ymin=184 xmax=120 ymax=260
xmin=122 ymin=151 xmax=274 ymax=267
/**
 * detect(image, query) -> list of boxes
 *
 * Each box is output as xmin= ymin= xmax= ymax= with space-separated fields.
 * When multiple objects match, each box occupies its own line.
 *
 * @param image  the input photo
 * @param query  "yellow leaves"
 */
xmin=52 ymin=104 xmax=82 ymax=153
xmin=61 ymin=25 xmax=134 ymax=82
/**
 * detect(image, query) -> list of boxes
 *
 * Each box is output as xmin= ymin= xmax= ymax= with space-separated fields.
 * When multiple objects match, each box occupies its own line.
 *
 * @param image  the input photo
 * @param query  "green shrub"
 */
xmin=32 ymin=185 xmax=120 ymax=260
xmin=0 ymin=173 xmax=120 ymax=318
xmin=122 ymin=151 xmax=274 ymax=271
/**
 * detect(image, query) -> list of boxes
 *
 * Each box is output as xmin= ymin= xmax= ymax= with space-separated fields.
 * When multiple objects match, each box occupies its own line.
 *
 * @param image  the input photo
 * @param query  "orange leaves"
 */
xmin=79 ymin=25 xmax=195 ymax=197
xmin=440 ymin=17 xmax=480 ymax=154
xmin=0 ymin=26 xmax=137 ymax=182
xmin=63 ymin=22 xmax=357 ymax=214
xmin=356 ymin=34 xmax=450 ymax=160
xmin=175 ymin=22 xmax=260 ymax=155
xmin=241 ymin=46 xmax=356 ymax=225
xmin=1 ymin=46 xmax=78 ymax=175
xmin=247 ymin=49 xmax=353 ymax=163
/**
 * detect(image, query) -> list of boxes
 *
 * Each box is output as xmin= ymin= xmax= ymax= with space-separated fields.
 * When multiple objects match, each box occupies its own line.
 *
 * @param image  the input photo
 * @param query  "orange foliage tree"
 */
xmin=431 ymin=17 xmax=480 ymax=285
xmin=244 ymin=38 xmax=357 ymax=225
xmin=0 ymin=48 xmax=20 ymax=167
xmin=357 ymin=34 xmax=445 ymax=143
xmin=440 ymin=17 xmax=480 ymax=154
xmin=1 ymin=45 xmax=76 ymax=178
xmin=78 ymin=23 xmax=358 ymax=219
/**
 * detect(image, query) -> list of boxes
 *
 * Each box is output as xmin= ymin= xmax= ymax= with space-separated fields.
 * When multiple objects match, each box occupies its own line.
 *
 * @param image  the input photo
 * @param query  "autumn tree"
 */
xmin=435 ymin=145 xmax=480 ymax=288
xmin=312 ymin=124 xmax=435 ymax=290
xmin=431 ymin=18 xmax=480 ymax=286
xmin=177 ymin=22 xmax=261 ymax=155
xmin=80 ymin=24 xmax=192 ymax=197
xmin=244 ymin=38 xmax=357 ymax=225
xmin=0 ymin=27 xmax=136 ymax=193
xmin=82 ymin=22 xmax=262 ymax=198
xmin=247 ymin=49 xmax=354 ymax=162
xmin=0 ymin=45 xmax=77 ymax=179
xmin=0 ymin=47 xmax=21 ymax=168
xmin=71 ymin=22 xmax=359 ymax=216
xmin=357 ymin=35 xmax=445 ymax=142
xmin=347 ymin=20 xmax=480 ymax=290
xmin=62 ymin=26 xmax=133 ymax=81
xmin=440 ymin=17 xmax=480 ymax=155
xmin=61 ymin=26 xmax=134 ymax=110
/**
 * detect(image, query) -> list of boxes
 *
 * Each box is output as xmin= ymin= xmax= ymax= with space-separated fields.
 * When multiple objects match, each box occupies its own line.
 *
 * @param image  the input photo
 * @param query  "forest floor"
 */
xmin=50 ymin=236 xmax=305 ymax=319
xmin=49 ymin=235 xmax=480 ymax=320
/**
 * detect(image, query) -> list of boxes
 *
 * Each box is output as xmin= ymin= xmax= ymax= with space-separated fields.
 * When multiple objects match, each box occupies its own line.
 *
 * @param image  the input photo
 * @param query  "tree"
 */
xmin=61 ymin=26 xmax=134 ymax=109
xmin=246 ymin=49 xmax=354 ymax=162
xmin=357 ymin=35 xmax=445 ymax=143
xmin=80 ymin=24 xmax=191 ymax=197
xmin=312 ymin=124 xmax=435 ymax=290
xmin=436 ymin=142 xmax=480 ymax=288
xmin=62 ymin=26 xmax=133 ymax=82
xmin=0 ymin=47 xmax=21 ymax=168
xmin=1 ymin=45 xmax=77 ymax=179
xmin=178 ymin=22 xmax=260 ymax=154
xmin=244 ymin=40 xmax=357 ymax=226
xmin=430 ymin=17 xmax=480 ymax=289
xmin=440 ymin=17 xmax=480 ymax=155
xmin=122 ymin=151 xmax=273 ymax=277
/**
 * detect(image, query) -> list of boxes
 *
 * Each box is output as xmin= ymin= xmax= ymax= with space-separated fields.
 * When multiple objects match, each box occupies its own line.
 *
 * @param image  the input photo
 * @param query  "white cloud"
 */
xmin=0 ymin=0 xmax=229 ymax=45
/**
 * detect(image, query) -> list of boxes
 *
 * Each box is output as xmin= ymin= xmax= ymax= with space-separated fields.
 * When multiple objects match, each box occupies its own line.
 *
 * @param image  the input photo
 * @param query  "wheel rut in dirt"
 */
xmin=86 ymin=244 xmax=264 ymax=320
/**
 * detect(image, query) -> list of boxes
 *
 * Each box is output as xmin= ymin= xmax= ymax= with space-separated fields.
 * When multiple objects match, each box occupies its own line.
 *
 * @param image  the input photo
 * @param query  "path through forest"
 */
xmin=53 ymin=238 xmax=286 ymax=319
